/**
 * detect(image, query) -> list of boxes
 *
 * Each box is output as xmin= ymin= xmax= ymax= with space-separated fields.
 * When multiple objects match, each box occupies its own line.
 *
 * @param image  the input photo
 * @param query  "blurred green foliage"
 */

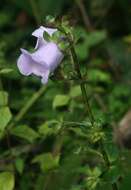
xmin=0 ymin=0 xmax=131 ymax=190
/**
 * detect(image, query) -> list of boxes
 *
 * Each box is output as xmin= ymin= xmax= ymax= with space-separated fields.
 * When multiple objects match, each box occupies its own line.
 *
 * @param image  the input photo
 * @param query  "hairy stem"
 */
xmin=68 ymin=32 xmax=119 ymax=190
xmin=69 ymin=38 xmax=94 ymax=125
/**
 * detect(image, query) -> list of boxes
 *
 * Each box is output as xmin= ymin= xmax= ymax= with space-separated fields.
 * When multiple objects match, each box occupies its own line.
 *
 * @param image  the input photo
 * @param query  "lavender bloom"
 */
xmin=17 ymin=26 xmax=64 ymax=84
xmin=32 ymin=26 xmax=57 ymax=49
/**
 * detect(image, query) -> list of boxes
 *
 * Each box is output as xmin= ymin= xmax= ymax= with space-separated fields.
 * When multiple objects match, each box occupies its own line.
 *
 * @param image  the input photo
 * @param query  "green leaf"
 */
xmin=85 ymin=167 xmax=102 ymax=190
xmin=53 ymin=94 xmax=70 ymax=108
xmin=0 ymin=91 xmax=8 ymax=106
xmin=0 ymin=107 xmax=12 ymax=132
xmin=15 ymin=158 xmax=25 ymax=174
xmin=45 ymin=15 xmax=55 ymax=23
xmin=86 ymin=166 xmax=102 ymax=177
xmin=74 ymin=28 xmax=106 ymax=61
xmin=11 ymin=125 xmax=39 ymax=143
xmin=43 ymin=31 xmax=51 ymax=42
xmin=38 ymin=121 xmax=60 ymax=137
xmin=38 ymin=122 xmax=53 ymax=136
xmin=123 ymin=35 xmax=131 ymax=43
xmin=0 ymin=172 xmax=15 ymax=190
xmin=86 ymin=31 xmax=106 ymax=48
xmin=120 ymin=172 xmax=131 ymax=190
xmin=69 ymin=86 xmax=81 ymax=98
xmin=104 ymin=143 xmax=119 ymax=162
xmin=87 ymin=69 xmax=111 ymax=83
xmin=0 ymin=68 xmax=13 ymax=74
xmin=75 ymin=43 xmax=89 ymax=60
xmin=104 ymin=165 xmax=122 ymax=183
xmin=97 ymin=182 xmax=112 ymax=190
xmin=69 ymin=127 xmax=88 ymax=138
xmin=38 ymin=121 xmax=61 ymax=138
xmin=32 ymin=153 xmax=60 ymax=172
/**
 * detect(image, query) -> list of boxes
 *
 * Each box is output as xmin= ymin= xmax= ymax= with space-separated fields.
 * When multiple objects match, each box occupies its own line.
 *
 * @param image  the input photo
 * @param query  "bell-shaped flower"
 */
xmin=32 ymin=26 xmax=57 ymax=49
xmin=17 ymin=26 xmax=64 ymax=84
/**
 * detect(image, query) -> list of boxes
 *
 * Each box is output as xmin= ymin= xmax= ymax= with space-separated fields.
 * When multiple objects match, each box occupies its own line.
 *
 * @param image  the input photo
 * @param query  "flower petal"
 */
xmin=35 ymin=37 xmax=46 ymax=49
xmin=17 ymin=48 xmax=50 ymax=80
xmin=31 ymin=42 xmax=64 ymax=72
xmin=17 ymin=51 xmax=33 ymax=76
xmin=41 ymin=69 xmax=50 ymax=84
xmin=32 ymin=26 xmax=57 ymax=38
xmin=32 ymin=27 xmax=47 ymax=49
xmin=20 ymin=48 xmax=31 ymax=56
xmin=32 ymin=62 xmax=49 ymax=77
xmin=32 ymin=26 xmax=57 ymax=49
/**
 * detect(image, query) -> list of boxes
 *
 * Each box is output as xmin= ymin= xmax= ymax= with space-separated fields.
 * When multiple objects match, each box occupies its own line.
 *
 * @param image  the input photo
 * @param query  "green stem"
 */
xmin=100 ymin=140 xmax=119 ymax=190
xmin=99 ymin=140 xmax=110 ymax=167
xmin=69 ymin=39 xmax=94 ymax=125
xmin=8 ymin=85 xmax=46 ymax=130
xmin=68 ymin=32 xmax=119 ymax=190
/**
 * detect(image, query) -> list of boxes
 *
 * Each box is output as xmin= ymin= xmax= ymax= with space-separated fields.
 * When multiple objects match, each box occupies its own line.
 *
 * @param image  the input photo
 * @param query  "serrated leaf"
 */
xmin=53 ymin=94 xmax=70 ymax=108
xmin=11 ymin=125 xmax=39 ymax=143
xmin=0 ymin=172 xmax=15 ymax=190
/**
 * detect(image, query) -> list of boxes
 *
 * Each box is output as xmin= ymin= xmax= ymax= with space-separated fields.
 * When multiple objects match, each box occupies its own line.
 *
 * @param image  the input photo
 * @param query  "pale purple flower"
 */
xmin=17 ymin=26 xmax=64 ymax=84
xmin=32 ymin=26 xmax=57 ymax=49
